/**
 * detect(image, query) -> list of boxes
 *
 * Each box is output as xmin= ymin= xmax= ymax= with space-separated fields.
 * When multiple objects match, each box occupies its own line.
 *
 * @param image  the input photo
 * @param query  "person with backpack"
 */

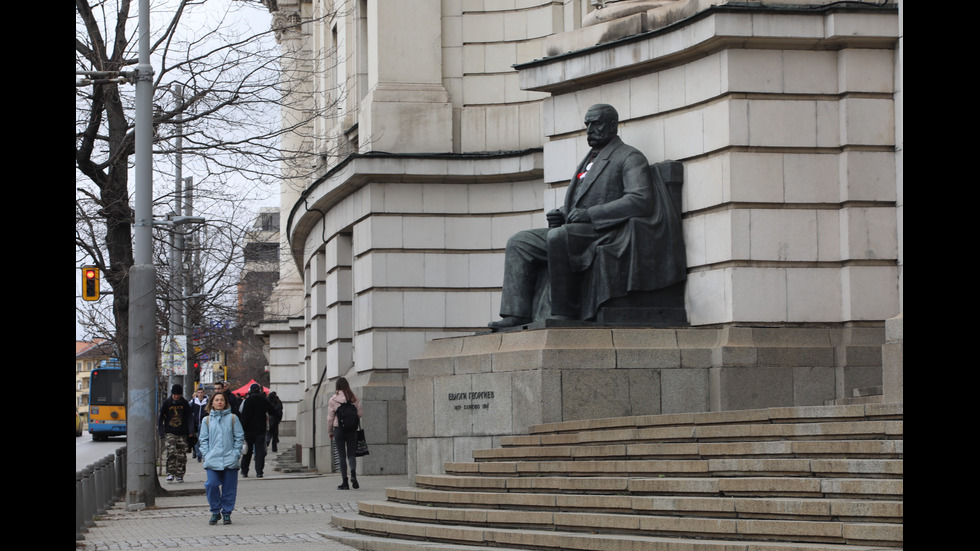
xmin=266 ymin=391 xmax=284 ymax=453
xmin=326 ymin=377 xmax=363 ymax=490
xmin=158 ymin=384 xmax=193 ymax=483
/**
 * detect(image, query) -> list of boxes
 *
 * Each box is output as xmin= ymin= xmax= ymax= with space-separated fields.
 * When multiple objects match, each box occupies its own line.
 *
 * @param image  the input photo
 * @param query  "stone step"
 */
xmin=831 ymin=395 xmax=884 ymax=406
xmin=521 ymin=404 xmax=902 ymax=437
xmin=333 ymin=510 xmax=902 ymax=550
xmin=356 ymin=500 xmax=902 ymax=546
xmin=413 ymin=475 xmax=903 ymax=500
xmin=476 ymin=439 xmax=902 ymax=462
xmin=321 ymin=523 xmax=533 ymax=551
xmin=853 ymin=386 xmax=884 ymax=398
xmin=443 ymin=458 xmax=903 ymax=479
xmin=385 ymin=487 xmax=903 ymax=523
xmin=334 ymin=404 xmax=902 ymax=549
xmin=502 ymin=420 xmax=903 ymax=448
xmin=274 ymin=462 xmax=318 ymax=474
xmin=272 ymin=447 xmax=318 ymax=474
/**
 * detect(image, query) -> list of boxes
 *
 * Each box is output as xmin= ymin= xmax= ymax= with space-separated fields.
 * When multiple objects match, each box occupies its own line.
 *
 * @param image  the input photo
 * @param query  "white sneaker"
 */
xmin=166 ymin=475 xmax=174 ymax=482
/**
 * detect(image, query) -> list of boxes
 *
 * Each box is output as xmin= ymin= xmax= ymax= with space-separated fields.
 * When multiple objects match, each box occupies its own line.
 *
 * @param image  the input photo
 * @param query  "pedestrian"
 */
xmin=214 ymin=381 xmax=241 ymax=416
xmin=327 ymin=377 xmax=363 ymax=490
xmin=158 ymin=384 xmax=194 ymax=483
xmin=190 ymin=387 xmax=209 ymax=461
xmin=240 ymin=383 xmax=276 ymax=478
xmin=266 ymin=391 xmax=284 ymax=453
xmin=199 ymin=391 xmax=244 ymax=525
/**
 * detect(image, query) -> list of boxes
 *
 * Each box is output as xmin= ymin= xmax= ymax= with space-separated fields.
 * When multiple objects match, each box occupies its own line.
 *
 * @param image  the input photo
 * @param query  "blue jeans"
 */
xmin=205 ymin=468 xmax=239 ymax=514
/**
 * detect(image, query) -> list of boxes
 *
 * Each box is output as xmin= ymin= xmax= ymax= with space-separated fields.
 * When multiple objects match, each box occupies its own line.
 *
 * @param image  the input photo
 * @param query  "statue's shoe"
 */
xmin=487 ymin=316 xmax=532 ymax=330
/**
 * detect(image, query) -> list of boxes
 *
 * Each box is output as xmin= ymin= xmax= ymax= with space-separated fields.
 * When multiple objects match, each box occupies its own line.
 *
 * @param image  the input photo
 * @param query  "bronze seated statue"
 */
xmin=489 ymin=104 xmax=687 ymax=331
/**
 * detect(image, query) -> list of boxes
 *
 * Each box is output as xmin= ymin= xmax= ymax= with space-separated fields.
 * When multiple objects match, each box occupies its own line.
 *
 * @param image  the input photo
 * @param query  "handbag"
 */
xmin=355 ymin=428 xmax=370 ymax=457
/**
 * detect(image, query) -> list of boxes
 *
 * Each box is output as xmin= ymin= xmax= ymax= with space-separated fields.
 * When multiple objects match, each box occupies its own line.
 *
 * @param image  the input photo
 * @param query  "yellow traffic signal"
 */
xmin=82 ymin=266 xmax=100 ymax=301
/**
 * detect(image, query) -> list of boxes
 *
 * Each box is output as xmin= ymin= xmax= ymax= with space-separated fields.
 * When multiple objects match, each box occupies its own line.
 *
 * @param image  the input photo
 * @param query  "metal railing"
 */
xmin=76 ymin=448 xmax=126 ymax=541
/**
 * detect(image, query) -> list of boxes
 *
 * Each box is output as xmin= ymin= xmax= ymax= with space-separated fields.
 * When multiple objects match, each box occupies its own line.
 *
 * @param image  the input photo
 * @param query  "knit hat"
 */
xmin=171 ymin=384 xmax=183 ymax=395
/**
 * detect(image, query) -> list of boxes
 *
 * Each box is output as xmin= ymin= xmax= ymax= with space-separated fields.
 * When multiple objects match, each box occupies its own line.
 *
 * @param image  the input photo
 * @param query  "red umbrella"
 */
xmin=230 ymin=379 xmax=270 ymax=396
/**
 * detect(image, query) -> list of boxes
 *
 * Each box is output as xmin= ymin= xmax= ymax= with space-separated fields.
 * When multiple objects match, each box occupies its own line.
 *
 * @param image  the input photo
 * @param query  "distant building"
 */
xmin=239 ymin=208 xmax=281 ymax=323
xmin=229 ymin=208 xmax=285 ymax=423
xmin=75 ymin=339 xmax=113 ymax=429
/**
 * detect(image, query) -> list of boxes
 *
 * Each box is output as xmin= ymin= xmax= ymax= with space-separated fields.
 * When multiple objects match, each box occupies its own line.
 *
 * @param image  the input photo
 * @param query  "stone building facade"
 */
xmin=257 ymin=0 xmax=903 ymax=475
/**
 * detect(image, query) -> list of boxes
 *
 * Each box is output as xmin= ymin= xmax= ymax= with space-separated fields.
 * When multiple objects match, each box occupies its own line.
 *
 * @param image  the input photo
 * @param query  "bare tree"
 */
xmin=76 ymin=0 xmax=340 ymax=368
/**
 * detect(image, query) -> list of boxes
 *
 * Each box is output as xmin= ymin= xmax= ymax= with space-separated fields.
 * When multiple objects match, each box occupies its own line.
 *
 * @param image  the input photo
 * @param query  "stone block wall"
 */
xmin=260 ymin=318 xmax=305 ymax=437
xmin=285 ymin=152 xmax=543 ymax=474
xmin=454 ymin=0 xmax=559 ymax=152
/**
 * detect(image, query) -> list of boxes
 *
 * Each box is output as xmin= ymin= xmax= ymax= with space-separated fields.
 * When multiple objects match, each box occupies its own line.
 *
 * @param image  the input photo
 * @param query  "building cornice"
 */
xmin=516 ymin=1 xmax=899 ymax=94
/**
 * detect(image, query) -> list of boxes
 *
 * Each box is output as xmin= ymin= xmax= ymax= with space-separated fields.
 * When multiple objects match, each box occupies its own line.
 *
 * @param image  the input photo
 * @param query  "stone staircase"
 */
xmin=330 ymin=403 xmax=903 ymax=550
xmin=272 ymin=444 xmax=318 ymax=475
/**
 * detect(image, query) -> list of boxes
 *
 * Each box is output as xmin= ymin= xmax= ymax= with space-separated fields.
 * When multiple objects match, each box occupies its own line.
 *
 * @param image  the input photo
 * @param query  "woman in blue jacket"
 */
xmin=198 ymin=391 xmax=245 ymax=525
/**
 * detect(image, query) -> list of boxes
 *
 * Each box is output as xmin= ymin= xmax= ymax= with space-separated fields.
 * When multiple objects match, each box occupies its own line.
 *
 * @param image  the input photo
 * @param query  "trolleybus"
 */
xmin=89 ymin=359 xmax=126 ymax=440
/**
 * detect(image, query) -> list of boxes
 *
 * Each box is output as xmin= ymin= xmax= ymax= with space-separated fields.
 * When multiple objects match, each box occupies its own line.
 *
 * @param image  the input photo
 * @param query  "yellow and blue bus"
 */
xmin=89 ymin=359 xmax=126 ymax=440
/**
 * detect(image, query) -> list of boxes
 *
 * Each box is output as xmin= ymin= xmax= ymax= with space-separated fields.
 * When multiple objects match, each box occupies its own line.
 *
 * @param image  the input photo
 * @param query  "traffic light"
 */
xmin=82 ymin=266 xmax=100 ymax=301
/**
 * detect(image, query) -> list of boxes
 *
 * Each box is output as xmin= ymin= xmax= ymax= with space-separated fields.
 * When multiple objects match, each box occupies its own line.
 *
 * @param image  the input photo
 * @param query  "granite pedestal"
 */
xmin=406 ymin=324 xmax=883 ymax=476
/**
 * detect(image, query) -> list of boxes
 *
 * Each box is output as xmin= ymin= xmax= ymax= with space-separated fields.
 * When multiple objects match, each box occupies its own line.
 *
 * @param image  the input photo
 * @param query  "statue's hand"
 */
xmin=566 ymin=208 xmax=592 ymax=224
xmin=546 ymin=209 xmax=565 ymax=228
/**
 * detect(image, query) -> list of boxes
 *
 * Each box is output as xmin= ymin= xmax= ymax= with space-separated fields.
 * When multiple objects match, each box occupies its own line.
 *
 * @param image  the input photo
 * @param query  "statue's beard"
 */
xmin=588 ymin=134 xmax=613 ymax=148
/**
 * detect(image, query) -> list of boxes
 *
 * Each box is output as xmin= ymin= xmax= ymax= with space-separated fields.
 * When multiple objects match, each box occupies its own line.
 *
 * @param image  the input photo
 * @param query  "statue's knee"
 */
xmin=546 ymin=226 xmax=566 ymax=244
xmin=506 ymin=233 xmax=526 ymax=249
xmin=506 ymin=228 xmax=549 ymax=256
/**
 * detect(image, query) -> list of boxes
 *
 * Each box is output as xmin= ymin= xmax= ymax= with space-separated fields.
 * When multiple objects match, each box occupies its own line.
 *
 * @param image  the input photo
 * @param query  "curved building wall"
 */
xmin=288 ymin=152 xmax=544 ymax=472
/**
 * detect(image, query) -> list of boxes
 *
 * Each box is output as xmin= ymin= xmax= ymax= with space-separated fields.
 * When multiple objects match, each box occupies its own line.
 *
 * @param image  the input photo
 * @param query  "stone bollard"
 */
xmin=102 ymin=455 xmax=116 ymax=511
xmin=78 ymin=452 xmax=126 ymax=542
xmin=81 ymin=466 xmax=96 ymax=528
xmin=76 ymin=471 xmax=86 ymax=540
xmin=93 ymin=457 xmax=107 ymax=515
xmin=115 ymin=447 xmax=126 ymax=500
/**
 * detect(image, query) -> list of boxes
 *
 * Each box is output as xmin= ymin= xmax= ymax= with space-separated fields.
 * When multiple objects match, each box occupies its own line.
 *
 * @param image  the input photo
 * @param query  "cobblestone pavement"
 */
xmin=77 ymin=437 xmax=410 ymax=550
xmin=80 ymin=531 xmax=348 ymax=550
xmin=96 ymin=501 xmax=360 ymax=520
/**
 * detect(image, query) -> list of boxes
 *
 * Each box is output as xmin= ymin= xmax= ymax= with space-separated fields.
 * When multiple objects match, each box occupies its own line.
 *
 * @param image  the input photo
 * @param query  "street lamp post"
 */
xmin=126 ymin=0 xmax=157 ymax=509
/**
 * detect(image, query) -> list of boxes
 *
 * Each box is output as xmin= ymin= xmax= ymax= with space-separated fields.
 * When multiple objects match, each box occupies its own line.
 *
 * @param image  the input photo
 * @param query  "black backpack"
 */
xmin=336 ymin=401 xmax=359 ymax=432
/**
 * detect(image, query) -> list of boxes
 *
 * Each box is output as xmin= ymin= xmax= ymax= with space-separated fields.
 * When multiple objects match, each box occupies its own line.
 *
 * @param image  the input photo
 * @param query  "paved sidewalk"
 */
xmin=77 ymin=436 xmax=409 ymax=550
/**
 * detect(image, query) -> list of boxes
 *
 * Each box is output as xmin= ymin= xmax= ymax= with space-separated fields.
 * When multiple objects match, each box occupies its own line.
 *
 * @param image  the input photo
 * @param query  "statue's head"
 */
xmin=584 ymin=104 xmax=619 ymax=149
